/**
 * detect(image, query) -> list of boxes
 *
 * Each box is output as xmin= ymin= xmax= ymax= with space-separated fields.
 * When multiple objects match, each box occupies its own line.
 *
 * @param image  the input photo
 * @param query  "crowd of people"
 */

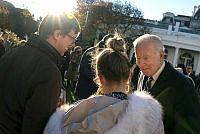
xmin=0 ymin=12 xmax=200 ymax=134
xmin=0 ymin=30 xmax=27 ymax=58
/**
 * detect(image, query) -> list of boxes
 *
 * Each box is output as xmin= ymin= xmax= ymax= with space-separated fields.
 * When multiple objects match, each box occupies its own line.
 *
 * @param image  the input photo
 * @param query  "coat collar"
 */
xmin=27 ymin=34 xmax=62 ymax=68
xmin=151 ymin=61 xmax=174 ymax=97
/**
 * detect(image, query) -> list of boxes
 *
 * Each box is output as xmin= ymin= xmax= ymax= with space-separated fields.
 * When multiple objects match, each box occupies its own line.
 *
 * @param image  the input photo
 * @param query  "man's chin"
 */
xmin=142 ymin=71 xmax=151 ymax=76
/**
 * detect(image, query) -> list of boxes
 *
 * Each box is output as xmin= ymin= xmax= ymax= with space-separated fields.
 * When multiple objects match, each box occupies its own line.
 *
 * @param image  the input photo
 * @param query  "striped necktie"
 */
xmin=145 ymin=76 xmax=153 ymax=92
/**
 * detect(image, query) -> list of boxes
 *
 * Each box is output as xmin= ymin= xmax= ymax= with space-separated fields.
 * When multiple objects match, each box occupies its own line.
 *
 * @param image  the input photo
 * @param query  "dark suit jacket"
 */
xmin=138 ymin=61 xmax=200 ymax=134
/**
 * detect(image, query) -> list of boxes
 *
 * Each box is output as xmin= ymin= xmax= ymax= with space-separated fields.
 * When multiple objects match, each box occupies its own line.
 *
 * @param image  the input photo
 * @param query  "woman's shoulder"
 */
xmin=128 ymin=91 xmax=163 ymax=133
xmin=128 ymin=91 xmax=162 ymax=117
xmin=130 ymin=91 xmax=161 ymax=104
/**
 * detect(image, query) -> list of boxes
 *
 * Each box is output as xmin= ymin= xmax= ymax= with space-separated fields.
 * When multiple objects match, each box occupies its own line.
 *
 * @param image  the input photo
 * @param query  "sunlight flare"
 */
xmin=41 ymin=0 xmax=76 ymax=15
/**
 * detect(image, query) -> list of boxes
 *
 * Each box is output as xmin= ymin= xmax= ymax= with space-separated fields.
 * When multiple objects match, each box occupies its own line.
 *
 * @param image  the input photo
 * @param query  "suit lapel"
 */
xmin=150 ymin=61 xmax=172 ymax=97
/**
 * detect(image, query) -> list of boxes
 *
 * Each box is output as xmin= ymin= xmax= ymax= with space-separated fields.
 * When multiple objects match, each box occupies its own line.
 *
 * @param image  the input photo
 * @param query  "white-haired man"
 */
xmin=134 ymin=34 xmax=200 ymax=134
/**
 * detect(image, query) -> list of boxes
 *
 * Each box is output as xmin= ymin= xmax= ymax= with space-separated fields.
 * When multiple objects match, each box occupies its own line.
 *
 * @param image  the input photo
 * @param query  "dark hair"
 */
xmin=106 ymin=34 xmax=126 ymax=52
xmin=96 ymin=35 xmax=130 ymax=83
xmin=177 ymin=64 xmax=187 ymax=75
xmin=38 ymin=12 xmax=81 ymax=40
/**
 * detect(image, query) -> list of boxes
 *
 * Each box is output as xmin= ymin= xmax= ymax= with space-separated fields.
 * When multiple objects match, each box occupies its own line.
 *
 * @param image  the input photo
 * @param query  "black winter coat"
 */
xmin=0 ymin=34 xmax=62 ymax=134
xmin=137 ymin=61 xmax=200 ymax=134
xmin=75 ymin=47 xmax=102 ymax=99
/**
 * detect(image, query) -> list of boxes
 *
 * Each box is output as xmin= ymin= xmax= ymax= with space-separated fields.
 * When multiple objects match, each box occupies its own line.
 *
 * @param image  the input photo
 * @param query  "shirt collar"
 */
xmin=152 ymin=61 xmax=165 ymax=82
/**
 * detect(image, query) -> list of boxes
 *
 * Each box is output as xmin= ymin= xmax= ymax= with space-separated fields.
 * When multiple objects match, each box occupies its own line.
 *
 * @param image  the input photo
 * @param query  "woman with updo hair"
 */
xmin=44 ymin=35 xmax=164 ymax=134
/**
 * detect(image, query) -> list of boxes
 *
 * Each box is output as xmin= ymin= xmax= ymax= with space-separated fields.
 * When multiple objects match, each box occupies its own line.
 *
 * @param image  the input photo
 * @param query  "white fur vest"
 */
xmin=44 ymin=91 xmax=164 ymax=134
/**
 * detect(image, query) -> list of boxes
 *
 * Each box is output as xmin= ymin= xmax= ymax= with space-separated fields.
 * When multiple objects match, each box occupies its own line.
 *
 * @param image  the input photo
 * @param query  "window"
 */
xmin=179 ymin=53 xmax=193 ymax=67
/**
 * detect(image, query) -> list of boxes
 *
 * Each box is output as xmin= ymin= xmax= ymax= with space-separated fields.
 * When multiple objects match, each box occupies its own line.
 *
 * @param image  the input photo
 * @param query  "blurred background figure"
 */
xmin=175 ymin=64 xmax=195 ymax=87
xmin=176 ymin=63 xmax=187 ymax=75
xmin=186 ymin=65 xmax=196 ymax=86
xmin=75 ymin=33 xmax=113 ymax=99
xmin=175 ymin=67 xmax=183 ymax=74
xmin=65 ymin=46 xmax=82 ymax=82
xmin=1 ymin=32 xmax=11 ymax=52
xmin=64 ymin=46 xmax=82 ymax=102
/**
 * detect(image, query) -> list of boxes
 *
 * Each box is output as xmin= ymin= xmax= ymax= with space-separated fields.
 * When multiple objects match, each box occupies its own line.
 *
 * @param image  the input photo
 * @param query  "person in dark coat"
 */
xmin=0 ymin=12 xmax=80 ymax=134
xmin=186 ymin=66 xmax=196 ymax=86
xmin=134 ymin=34 xmax=200 ymax=134
xmin=175 ymin=64 xmax=196 ymax=86
xmin=176 ymin=63 xmax=187 ymax=75
xmin=1 ymin=32 xmax=11 ymax=52
xmin=75 ymin=34 xmax=113 ymax=99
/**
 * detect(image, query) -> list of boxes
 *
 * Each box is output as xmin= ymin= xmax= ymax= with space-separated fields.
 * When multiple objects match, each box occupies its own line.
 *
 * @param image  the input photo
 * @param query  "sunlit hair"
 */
xmin=38 ymin=12 xmax=80 ymax=40
xmin=133 ymin=34 xmax=164 ymax=55
xmin=106 ymin=33 xmax=126 ymax=52
xmin=95 ymin=35 xmax=130 ymax=85
xmin=95 ymin=34 xmax=113 ymax=48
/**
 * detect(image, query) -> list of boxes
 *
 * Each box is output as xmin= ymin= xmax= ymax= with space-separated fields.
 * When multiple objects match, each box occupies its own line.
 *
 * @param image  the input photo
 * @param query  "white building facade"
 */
xmin=151 ymin=27 xmax=200 ymax=75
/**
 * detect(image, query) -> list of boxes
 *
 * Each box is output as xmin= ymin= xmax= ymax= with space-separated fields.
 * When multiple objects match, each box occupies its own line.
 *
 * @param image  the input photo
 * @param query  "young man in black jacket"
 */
xmin=0 ymin=12 xmax=80 ymax=134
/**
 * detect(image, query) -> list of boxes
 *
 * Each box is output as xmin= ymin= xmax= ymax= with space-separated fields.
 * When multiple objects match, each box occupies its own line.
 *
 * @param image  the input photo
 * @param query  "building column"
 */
xmin=195 ymin=53 xmax=200 ymax=75
xmin=173 ymin=47 xmax=179 ymax=67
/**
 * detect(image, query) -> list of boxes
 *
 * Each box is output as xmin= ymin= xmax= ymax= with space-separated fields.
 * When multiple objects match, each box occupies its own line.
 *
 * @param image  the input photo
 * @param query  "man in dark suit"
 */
xmin=134 ymin=34 xmax=200 ymax=134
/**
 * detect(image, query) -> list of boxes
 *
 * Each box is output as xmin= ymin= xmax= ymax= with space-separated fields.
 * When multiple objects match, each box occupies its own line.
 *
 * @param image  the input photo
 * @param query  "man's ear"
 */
xmin=98 ymin=73 xmax=103 ymax=85
xmin=160 ymin=50 xmax=164 ymax=59
xmin=53 ymin=30 xmax=62 ymax=40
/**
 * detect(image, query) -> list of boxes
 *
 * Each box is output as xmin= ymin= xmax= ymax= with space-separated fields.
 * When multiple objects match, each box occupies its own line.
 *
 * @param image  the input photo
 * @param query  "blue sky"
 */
xmin=6 ymin=0 xmax=200 ymax=21
xmin=131 ymin=0 xmax=200 ymax=20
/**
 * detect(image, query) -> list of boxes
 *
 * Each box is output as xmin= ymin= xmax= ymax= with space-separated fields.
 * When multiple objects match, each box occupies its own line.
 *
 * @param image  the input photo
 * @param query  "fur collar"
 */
xmin=105 ymin=91 xmax=163 ymax=134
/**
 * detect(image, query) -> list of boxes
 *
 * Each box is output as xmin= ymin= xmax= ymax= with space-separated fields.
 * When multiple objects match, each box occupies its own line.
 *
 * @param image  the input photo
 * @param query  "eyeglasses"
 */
xmin=66 ymin=34 xmax=77 ymax=44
